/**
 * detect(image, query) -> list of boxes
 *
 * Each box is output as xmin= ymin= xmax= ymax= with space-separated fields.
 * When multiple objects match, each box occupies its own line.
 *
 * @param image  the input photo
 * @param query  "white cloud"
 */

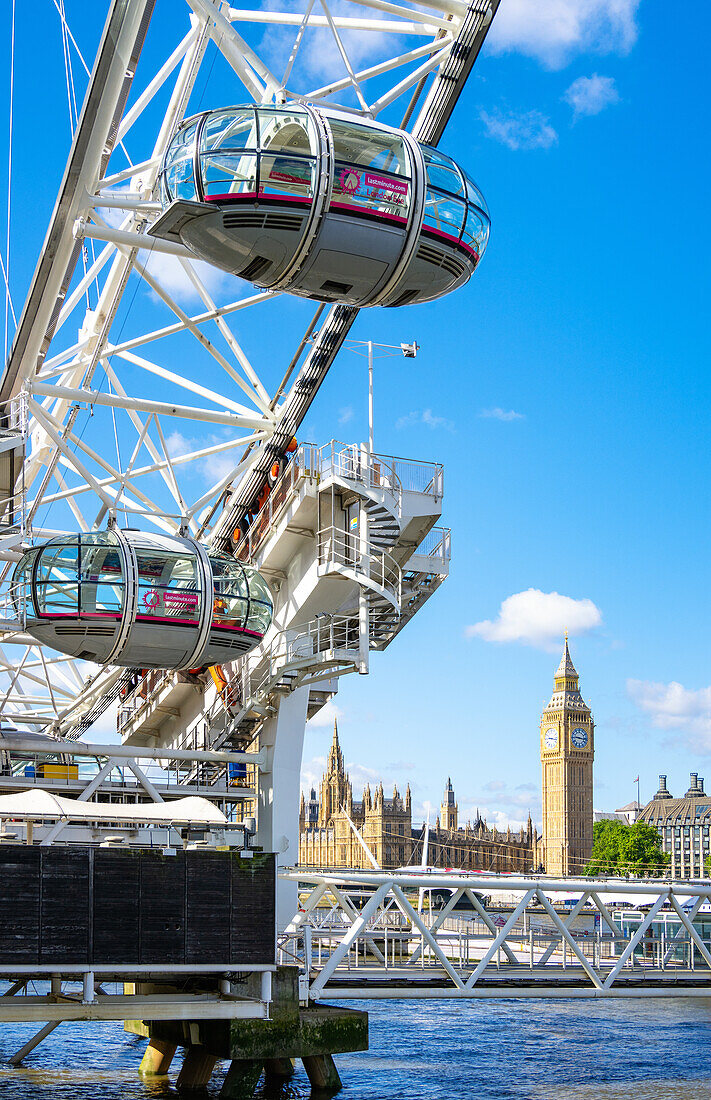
xmin=166 ymin=431 xmax=193 ymax=458
xmin=396 ymin=408 xmax=455 ymax=432
xmin=478 ymin=406 xmax=525 ymax=422
xmin=564 ymin=73 xmax=619 ymax=117
xmin=338 ymin=406 xmax=354 ymax=425
xmin=258 ymin=0 xmax=391 ymax=89
xmin=307 ymin=700 xmax=343 ymax=729
xmin=346 ymin=760 xmax=383 ymax=789
xmin=628 ymin=680 xmax=711 ymax=753
xmin=299 ymin=750 xmax=382 ymax=795
xmin=301 ymin=754 xmax=327 ymax=793
xmin=143 ymin=251 xmax=232 ymax=306
xmin=467 ymin=588 xmax=602 ymax=649
xmin=480 ymin=108 xmax=558 ymax=151
xmin=486 ymin=0 xmax=640 ymax=69
xmin=163 ymin=428 xmax=243 ymax=488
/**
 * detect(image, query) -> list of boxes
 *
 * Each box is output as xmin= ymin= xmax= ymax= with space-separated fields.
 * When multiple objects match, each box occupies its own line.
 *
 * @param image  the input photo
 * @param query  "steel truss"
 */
xmin=0 ymin=0 xmax=498 ymax=733
xmin=281 ymin=870 xmax=711 ymax=1000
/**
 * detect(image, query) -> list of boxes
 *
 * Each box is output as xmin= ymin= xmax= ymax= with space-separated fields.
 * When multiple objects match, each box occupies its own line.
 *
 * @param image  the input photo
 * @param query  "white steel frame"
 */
xmin=281 ymin=870 xmax=711 ymax=1000
xmin=0 ymin=0 xmax=496 ymax=733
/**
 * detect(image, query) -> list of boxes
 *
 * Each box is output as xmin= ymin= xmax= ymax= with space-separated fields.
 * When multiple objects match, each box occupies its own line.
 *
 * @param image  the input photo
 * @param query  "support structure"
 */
xmin=0 ymin=2 xmax=502 ymax=1096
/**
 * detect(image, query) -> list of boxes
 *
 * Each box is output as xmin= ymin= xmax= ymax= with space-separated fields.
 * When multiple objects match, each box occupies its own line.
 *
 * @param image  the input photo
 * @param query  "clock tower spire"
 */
xmin=540 ymin=636 xmax=594 ymax=876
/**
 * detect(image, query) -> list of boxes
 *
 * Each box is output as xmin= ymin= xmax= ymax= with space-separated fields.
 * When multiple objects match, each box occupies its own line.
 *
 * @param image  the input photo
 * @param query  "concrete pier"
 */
xmin=127 ymin=967 xmax=368 ymax=1097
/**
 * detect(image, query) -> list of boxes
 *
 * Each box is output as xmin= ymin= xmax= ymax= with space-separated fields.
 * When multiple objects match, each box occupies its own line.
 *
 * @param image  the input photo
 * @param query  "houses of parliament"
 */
xmin=299 ymin=637 xmax=594 ymax=875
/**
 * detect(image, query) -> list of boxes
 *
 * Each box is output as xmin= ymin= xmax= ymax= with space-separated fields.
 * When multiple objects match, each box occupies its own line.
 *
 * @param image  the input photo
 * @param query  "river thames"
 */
xmin=1 ymin=997 xmax=710 ymax=1098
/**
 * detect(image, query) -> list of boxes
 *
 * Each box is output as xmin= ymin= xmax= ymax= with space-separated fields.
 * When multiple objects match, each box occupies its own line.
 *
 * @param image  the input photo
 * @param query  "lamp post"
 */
xmin=348 ymin=339 xmax=419 ymax=455
xmin=338 ymin=337 xmax=418 ymax=676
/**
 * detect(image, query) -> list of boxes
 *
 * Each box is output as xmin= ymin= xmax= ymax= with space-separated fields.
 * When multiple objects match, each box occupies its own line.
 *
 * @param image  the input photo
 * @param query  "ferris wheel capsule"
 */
xmin=150 ymin=105 xmax=490 ymax=308
xmin=12 ymin=531 xmax=273 ymax=671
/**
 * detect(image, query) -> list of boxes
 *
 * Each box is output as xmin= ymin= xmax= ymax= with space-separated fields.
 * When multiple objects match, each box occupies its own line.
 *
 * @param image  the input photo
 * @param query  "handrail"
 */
xmin=412 ymin=526 xmax=451 ymax=563
xmin=234 ymin=440 xmax=442 ymax=565
xmin=234 ymin=444 xmax=319 ymax=562
xmin=318 ymin=440 xmax=402 ymax=498
xmin=317 ymin=525 xmax=401 ymax=608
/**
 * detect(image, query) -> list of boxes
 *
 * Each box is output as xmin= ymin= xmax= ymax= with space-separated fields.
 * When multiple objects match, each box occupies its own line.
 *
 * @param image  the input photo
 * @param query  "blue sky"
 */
xmin=3 ymin=1 xmax=711 ymax=831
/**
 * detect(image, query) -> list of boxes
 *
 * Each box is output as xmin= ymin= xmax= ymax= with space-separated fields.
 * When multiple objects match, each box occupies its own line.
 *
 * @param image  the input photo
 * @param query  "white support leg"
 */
xmin=9 ymin=1021 xmax=61 ymax=1065
xmin=256 ymin=685 xmax=310 ymax=932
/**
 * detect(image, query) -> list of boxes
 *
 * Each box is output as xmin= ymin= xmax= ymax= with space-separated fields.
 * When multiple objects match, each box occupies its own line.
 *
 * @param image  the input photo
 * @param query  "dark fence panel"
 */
xmin=0 ymin=847 xmax=40 ymax=963
xmin=93 ymin=848 xmax=140 ymax=963
xmin=0 ymin=846 xmax=275 ymax=967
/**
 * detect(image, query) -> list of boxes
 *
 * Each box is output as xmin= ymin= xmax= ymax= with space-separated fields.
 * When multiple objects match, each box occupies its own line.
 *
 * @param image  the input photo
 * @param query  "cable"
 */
xmin=5 ymin=0 xmax=16 ymax=364
xmin=50 ymin=0 xmax=133 ymax=169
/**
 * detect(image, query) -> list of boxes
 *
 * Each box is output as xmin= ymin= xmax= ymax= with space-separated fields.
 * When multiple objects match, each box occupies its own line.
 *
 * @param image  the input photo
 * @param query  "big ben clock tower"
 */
xmin=540 ymin=635 xmax=594 ymax=876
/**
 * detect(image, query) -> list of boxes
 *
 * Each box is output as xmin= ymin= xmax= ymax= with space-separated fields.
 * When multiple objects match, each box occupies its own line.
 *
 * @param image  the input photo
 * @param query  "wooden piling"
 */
xmin=177 ymin=1047 xmax=218 ymax=1090
xmin=220 ymin=1059 xmax=262 ymax=1098
xmin=138 ymin=1038 xmax=177 ymax=1076
xmin=302 ymin=1052 xmax=342 ymax=1091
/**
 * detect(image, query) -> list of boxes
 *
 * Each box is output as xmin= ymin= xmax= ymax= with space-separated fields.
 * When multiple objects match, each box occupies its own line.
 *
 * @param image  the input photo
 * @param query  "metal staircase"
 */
xmin=320 ymin=442 xmax=402 ymax=551
xmin=115 ymin=441 xmax=449 ymax=772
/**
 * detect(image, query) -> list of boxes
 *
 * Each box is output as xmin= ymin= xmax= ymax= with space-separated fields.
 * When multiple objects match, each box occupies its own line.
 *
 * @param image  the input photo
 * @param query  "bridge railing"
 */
xmin=280 ymin=869 xmax=711 ymax=1002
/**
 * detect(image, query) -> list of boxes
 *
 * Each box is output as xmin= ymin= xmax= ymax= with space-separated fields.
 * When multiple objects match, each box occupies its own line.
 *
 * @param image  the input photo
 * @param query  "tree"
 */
xmin=584 ymin=819 xmax=669 ymax=877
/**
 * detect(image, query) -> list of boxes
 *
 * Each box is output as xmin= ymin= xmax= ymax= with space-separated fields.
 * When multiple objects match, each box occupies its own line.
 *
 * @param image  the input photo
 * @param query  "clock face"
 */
xmin=571 ymin=727 xmax=589 ymax=749
xmin=544 ymin=727 xmax=558 ymax=748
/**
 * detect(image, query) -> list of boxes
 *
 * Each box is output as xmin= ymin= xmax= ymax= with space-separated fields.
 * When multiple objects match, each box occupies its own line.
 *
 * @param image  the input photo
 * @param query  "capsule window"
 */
xmin=201 ymin=109 xmax=258 ymax=153
xmin=422 ymin=148 xmax=465 ymax=198
xmin=210 ymin=556 xmax=273 ymax=636
xmin=329 ymin=119 xmax=407 ymax=175
xmin=463 ymin=171 xmax=489 ymax=216
xmin=423 ymin=190 xmax=466 ymax=240
xmin=328 ymin=120 xmax=411 ymax=220
xmin=202 ymin=152 xmax=258 ymax=199
xmin=79 ymin=538 xmax=125 ymax=616
xmin=245 ymin=570 xmax=273 ymax=635
xmin=135 ymin=549 xmax=201 ymax=624
xmin=163 ymin=121 xmax=198 ymax=202
xmin=12 ymin=553 xmax=33 ymax=614
xmin=257 ymin=109 xmax=315 ymax=157
xmin=35 ymin=542 xmax=79 ymax=615
xmin=461 ymin=206 xmax=489 ymax=256
xmin=259 ymin=155 xmax=316 ymax=201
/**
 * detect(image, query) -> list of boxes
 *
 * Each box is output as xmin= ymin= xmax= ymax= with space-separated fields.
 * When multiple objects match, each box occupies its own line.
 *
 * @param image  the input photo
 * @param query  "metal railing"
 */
xmin=234 ymin=444 xmax=319 ymax=562
xmin=281 ymin=870 xmax=711 ymax=1002
xmin=412 ymin=525 xmax=451 ymax=564
xmin=318 ymin=525 xmax=401 ymax=609
xmin=234 ymin=611 xmax=364 ymax=704
xmin=318 ymin=440 xmax=402 ymax=497
xmin=234 ymin=441 xmax=443 ymax=565
xmin=383 ymin=453 xmax=443 ymax=496
xmin=0 ymin=395 xmax=29 ymax=592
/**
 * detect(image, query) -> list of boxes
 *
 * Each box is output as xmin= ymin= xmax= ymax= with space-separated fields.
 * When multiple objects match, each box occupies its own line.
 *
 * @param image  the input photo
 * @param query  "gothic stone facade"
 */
xmin=299 ymin=724 xmax=536 ymax=872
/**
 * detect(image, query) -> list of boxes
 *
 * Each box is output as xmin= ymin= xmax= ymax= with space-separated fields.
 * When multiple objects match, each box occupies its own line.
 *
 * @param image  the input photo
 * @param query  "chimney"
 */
xmin=699 ymin=777 xmax=706 ymax=795
xmin=654 ymin=775 xmax=672 ymax=800
xmin=685 ymin=772 xmax=700 ymax=798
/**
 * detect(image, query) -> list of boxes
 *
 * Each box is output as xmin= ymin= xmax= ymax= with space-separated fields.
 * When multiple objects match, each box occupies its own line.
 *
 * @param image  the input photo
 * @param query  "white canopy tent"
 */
xmin=0 ymin=788 xmax=229 ymax=827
